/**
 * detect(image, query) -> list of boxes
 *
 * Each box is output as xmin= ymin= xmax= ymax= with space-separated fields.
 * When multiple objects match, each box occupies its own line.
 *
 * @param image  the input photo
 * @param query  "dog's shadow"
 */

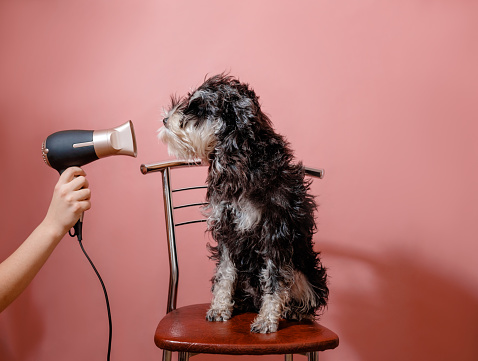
xmin=320 ymin=243 xmax=478 ymax=361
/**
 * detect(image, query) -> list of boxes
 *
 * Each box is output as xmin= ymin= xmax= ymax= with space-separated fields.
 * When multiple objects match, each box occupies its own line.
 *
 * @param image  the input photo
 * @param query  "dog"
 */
xmin=158 ymin=74 xmax=328 ymax=333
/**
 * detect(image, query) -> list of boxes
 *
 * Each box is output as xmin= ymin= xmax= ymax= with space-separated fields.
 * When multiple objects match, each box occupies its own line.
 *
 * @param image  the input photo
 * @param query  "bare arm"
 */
xmin=0 ymin=167 xmax=91 ymax=312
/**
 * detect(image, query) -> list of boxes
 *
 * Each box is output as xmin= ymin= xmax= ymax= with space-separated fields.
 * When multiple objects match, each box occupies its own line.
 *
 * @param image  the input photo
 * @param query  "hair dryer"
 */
xmin=42 ymin=120 xmax=137 ymax=240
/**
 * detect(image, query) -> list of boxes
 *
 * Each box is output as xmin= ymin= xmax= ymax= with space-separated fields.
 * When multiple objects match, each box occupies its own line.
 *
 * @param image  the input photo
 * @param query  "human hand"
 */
xmin=43 ymin=167 xmax=92 ymax=238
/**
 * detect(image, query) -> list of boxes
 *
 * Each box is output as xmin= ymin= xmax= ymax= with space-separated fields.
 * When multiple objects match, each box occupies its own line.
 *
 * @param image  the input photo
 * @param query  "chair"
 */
xmin=140 ymin=160 xmax=339 ymax=361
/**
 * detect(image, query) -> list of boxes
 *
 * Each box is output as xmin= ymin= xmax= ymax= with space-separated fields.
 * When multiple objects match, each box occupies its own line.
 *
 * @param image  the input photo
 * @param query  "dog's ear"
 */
xmin=187 ymin=90 xmax=208 ymax=118
xmin=184 ymin=90 xmax=218 ymax=128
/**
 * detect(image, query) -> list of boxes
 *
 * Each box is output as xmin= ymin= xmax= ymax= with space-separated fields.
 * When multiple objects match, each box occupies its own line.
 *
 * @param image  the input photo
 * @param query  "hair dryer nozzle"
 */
xmin=93 ymin=120 xmax=137 ymax=159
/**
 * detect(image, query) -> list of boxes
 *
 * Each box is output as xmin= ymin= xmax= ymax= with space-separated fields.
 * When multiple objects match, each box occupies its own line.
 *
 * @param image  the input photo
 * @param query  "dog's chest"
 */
xmin=208 ymin=196 xmax=262 ymax=234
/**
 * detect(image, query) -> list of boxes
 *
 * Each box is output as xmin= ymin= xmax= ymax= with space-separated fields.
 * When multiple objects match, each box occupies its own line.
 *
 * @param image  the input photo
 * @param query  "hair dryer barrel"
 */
xmin=42 ymin=120 xmax=137 ymax=172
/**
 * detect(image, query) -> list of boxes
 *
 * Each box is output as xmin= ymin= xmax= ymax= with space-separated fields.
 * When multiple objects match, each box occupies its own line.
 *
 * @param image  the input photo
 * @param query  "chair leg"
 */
xmin=178 ymin=351 xmax=190 ymax=361
xmin=307 ymin=351 xmax=319 ymax=361
xmin=162 ymin=350 xmax=172 ymax=361
xmin=285 ymin=354 xmax=293 ymax=361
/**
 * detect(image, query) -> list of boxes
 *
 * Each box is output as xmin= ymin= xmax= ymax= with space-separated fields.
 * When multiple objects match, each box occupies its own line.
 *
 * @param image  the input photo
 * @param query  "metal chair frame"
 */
xmin=141 ymin=160 xmax=333 ymax=361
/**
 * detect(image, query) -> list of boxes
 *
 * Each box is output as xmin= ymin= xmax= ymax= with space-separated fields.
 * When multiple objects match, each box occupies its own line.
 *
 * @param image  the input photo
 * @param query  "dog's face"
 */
xmin=158 ymin=74 xmax=269 ymax=163
xmin=158 ymin=76 xmax=230 ymax=162
xmin=158 ymin=92 xmax=222 ymax=162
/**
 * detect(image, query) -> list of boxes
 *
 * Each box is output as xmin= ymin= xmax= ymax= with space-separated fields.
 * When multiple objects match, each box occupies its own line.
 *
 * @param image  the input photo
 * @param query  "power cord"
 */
xmin=78 ymin=239 xmax=112 ymax=361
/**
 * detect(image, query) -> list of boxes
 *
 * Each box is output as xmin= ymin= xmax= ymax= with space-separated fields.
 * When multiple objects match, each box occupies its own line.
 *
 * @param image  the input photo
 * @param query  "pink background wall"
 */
xmin=1 ymin=1 xmax=477 ymax=360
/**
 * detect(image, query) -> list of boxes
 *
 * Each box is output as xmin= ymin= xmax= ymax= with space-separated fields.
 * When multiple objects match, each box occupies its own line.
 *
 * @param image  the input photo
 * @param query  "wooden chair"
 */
xmin=140 ymin=160 xmax=339 ymax=361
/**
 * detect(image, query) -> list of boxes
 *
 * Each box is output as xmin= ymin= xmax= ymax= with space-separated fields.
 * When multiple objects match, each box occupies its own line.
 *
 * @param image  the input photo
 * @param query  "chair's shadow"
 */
xmin=321 ymin=243 xmax=478 ymax=361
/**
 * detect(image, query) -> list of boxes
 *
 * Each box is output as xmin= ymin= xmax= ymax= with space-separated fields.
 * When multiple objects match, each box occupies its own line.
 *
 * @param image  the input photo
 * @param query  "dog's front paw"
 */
xmin=250 ymin=316 xmax=278 ymax=333
xmin=206 ymin=307 xmax=232 ymax=322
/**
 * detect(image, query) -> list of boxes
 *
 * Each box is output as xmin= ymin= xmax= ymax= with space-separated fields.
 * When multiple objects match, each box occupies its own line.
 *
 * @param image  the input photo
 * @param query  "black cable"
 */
xmin=78 ymin=239 xmax=112 ymax=361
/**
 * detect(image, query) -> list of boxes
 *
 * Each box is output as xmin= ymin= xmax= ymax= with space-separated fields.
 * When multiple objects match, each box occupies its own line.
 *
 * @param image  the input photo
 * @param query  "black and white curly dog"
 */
xmin=158 ymin=74 xmax=328 ymax=333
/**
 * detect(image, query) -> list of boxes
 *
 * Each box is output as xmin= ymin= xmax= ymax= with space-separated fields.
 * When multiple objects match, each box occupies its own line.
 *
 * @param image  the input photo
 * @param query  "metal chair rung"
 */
xmin=173 ymin=202 xmax=209 ymax=210
xmin=172 ymin=186 xmax=208 ymax=193
xmin=175 ymin=219 xmax=208 ymax=227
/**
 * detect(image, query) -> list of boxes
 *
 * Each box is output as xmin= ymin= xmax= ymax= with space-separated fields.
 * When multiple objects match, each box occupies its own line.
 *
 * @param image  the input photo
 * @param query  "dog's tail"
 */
xmin=309 ymin=254 xmax=329 ymax=314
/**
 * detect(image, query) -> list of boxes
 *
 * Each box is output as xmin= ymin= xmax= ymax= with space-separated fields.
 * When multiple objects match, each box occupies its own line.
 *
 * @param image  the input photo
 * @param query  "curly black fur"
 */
xmin=158 ymin=74 xmax=328 ymax=333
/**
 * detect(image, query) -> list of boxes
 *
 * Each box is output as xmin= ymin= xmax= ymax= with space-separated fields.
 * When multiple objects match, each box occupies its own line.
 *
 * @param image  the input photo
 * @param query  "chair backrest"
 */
xmin=140 ymin=160 xmax=324 ymax=314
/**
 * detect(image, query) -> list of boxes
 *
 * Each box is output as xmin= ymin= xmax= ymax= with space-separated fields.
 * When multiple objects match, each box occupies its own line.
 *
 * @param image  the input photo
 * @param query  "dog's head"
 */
xmin=158 ymin=73 xmax=273 ymax=163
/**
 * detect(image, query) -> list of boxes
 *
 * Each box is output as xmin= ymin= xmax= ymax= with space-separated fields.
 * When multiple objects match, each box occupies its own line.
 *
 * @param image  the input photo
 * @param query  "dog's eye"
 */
xmin=163 ymin=117 xmax=169 ymax=126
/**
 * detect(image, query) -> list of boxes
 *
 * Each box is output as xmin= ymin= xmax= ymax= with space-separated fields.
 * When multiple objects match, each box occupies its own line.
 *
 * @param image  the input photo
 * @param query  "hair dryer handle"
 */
xmin=57 ymin=169 xmax=84 ymax=242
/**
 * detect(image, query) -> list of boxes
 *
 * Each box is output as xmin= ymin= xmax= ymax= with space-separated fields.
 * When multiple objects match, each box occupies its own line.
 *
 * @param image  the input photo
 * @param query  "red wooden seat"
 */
xmin=155 ymin=303 xmax=339 ymax=356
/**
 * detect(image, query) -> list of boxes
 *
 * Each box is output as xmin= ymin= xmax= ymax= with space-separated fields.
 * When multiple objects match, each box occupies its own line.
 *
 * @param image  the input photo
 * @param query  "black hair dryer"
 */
xmin=41 ymin=120 xmax=137 ymax=241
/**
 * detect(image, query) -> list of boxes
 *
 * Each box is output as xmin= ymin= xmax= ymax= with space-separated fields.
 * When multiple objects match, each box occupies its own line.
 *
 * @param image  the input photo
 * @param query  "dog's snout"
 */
xmin=163 ymin=117 xmax=169 ymax=126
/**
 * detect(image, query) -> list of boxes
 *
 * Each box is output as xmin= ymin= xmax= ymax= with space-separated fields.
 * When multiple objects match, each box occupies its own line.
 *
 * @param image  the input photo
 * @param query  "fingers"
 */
xmin=44 ymin=167 xmax=93 ymax=236
xmin=60 ymin=166 xmax=86 ymax=183
xmin=57 ymin=166 xmax=91 ymax=208
xmin=78 ymin=199 xmax=92 ymax=212
xmin=69 ymin=175 xmax=89 ymax=191
xmin=72 ymin=188 xmax=91 ymax=202
xmin=58 ymin=167 xmax=89 ymax=191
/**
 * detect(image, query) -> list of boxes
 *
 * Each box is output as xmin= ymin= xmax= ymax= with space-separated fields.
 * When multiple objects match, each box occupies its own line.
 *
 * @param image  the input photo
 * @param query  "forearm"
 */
xmin=0 ymin=167 xmax=90 ymax=313
xmin=0 ymin=221 xmax=64 ymax=312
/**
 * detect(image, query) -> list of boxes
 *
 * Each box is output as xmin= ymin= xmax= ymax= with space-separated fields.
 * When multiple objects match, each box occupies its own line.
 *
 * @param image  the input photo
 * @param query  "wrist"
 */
xmin=38 ymin=217 xmax=69 ymax=242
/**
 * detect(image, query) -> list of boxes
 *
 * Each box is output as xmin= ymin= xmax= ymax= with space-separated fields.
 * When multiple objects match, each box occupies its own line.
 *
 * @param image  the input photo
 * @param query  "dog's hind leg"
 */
xmin=283 ymin=270 xmax=319 ymax=320
xmin=206 ymin=245 xmax=236 ymax=322
xmin=250 ymin=259 xmax=290 ymax=333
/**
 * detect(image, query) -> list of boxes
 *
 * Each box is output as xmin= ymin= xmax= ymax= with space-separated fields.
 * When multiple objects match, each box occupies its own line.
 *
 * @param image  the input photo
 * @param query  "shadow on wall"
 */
xmin=0 ymin=287 xmax=45 ymax=361
xmin=322 ymin=244 xmax=478 ymax=361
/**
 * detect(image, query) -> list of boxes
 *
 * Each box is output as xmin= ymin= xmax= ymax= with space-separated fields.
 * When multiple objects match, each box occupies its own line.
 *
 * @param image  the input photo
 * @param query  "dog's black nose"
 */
xmin=163 ymin=117 xmax=169 ymax=126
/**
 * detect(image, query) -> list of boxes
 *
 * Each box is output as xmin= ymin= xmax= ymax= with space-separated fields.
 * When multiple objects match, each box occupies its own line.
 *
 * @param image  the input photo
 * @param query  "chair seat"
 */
xmin=154 ymin=303 xmax=339 ymax=355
